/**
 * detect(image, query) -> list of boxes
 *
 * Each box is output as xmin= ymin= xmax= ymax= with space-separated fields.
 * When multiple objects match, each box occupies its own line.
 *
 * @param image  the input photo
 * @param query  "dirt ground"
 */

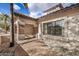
xmin=0 ymin=38 xmax=79 ymax=56
xmin=0 ymin=38 xmax=57 ymax=56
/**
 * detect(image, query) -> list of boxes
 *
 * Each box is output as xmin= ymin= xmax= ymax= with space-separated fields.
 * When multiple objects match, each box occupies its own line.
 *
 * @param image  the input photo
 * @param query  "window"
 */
xmin=43 ymin=20 xmax=64 ymax=36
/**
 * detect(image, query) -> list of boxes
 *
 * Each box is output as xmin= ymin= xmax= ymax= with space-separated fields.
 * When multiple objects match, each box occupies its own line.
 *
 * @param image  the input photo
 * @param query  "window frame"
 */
xmin=42 ymin=19 xmax=64 ymax=36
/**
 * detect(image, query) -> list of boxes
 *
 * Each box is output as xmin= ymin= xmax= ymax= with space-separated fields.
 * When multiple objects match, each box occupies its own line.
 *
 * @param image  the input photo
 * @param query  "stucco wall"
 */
xmin=38 ymin=4 xmax=79 ymax=23
xmin=14 ymin=14 xmax=38 ymax=36
xmin=24 ymin=24 xmax=34 ymax=35
xmin=17 ymin=17 xmax=37 ymax=27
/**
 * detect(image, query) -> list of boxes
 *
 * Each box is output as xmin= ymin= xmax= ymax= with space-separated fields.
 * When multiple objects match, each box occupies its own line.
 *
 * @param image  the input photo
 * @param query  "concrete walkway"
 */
xmin=0 ymin=37 xmax=57 ymax=56
xmin=15 ymin=38 xmax=57 ymax=56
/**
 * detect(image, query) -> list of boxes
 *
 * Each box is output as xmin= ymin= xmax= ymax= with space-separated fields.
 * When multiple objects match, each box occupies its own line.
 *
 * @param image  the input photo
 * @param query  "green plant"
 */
xmin=0 ymin=14 xmax=10 ymax=33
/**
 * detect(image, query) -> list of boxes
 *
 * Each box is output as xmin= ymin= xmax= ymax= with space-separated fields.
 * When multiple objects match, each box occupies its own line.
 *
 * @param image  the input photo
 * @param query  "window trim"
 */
xmin=42 ymin=17 xmax=65 ymax=36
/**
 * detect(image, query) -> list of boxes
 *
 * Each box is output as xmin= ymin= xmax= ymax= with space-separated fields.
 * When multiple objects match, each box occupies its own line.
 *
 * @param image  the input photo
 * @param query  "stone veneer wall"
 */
xmin=42 ymin=14 xmax=79 ymax=55
xmin=64 ymin=14 xmax=79 ymax=41
xmin=43 ymin=14 xmax=79 ymax=41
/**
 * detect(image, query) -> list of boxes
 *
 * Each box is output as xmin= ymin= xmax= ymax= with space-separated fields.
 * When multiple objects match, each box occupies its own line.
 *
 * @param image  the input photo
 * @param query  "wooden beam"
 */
xmin=23 ymin=3 xmax=28 ymax=8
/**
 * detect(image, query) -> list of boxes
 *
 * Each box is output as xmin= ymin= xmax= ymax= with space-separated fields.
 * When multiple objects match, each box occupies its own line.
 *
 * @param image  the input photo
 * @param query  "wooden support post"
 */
xmin=10 ymin=3 xmax=14 ymax=47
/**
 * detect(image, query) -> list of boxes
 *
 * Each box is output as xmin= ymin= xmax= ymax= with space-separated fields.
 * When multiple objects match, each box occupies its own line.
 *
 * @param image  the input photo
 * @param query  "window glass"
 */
xmin=43 ymin=20 xmax=64 ymax=36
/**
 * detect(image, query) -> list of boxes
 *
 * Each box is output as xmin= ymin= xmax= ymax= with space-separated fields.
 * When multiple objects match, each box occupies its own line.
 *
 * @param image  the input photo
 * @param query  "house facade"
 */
xmin=14 ymin=4 xmax=79 ymax=46
xmin=14 ymin=13 xmax=38 ymax=40
xmin=13 ymin=4 xmax=79 ymax=55
xmin=37 ymin=4 xmax=79 ymax=49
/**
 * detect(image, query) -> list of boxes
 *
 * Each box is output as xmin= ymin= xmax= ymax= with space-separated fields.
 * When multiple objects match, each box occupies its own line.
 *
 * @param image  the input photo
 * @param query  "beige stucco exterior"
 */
xmin=14 ymin=13 xmax=38 ymax=36
xmin=38 ymin=4 xmax=79 ymax=23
